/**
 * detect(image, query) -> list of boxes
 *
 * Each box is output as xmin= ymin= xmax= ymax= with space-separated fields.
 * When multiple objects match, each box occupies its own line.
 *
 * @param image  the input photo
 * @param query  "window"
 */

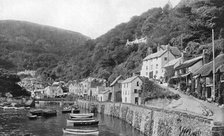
xmin=134 ymin=89 xmax=138 ymax=93
xmin=164 ymin=57 xmax=167 ymax=61
xmin=146 ymin=66 xmax=148 ymax=70
xmin=156 ymin=64 xmax=158 ymax=69
xmin=156 ymin=71 xmax=158 ymax=74
xmin=137 ymin=81 xmax=139 ymax=86
xmin=151 ymin=65 xmax=153 ymax=69
xmin=146 ymin=72 xmax=148 ymax=75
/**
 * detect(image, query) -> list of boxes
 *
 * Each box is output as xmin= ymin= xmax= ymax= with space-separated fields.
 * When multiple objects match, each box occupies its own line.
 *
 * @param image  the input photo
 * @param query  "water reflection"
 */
xmin=0 ymin=106 xmax=145 ymax=136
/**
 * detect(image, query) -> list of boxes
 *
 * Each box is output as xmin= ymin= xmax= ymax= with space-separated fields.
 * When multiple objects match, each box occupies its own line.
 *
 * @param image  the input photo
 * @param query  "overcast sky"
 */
xmin=0 ymin=0 xmax=180 ymax=39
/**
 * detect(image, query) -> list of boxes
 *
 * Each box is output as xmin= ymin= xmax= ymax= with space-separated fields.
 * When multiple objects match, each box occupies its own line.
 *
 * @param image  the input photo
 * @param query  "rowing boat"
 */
xmin=28 ymin=114 xmax=38 ymax=120
xmin=67 ymin=119 xmax=99 ymax=126
xmin=70 ymin=113 xmax=94 ymax=118
xmin=62 ymin=128 xmax=99 ymax=135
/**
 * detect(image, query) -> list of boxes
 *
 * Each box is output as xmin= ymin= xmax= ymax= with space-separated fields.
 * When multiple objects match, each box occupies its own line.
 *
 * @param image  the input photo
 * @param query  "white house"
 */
xmin=126 ymin=37 xmax=147 ymax=46
xmin=140 ymin=45 xmax=181 ymax=81
xmin=44 ymin=86 xmax=64 ymax=98
xmin=121 ymin=76 xmax=143 ymax=105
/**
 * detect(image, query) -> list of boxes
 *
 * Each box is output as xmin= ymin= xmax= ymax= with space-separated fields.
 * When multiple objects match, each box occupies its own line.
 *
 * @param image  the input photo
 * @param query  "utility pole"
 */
xmin=212 ymin=29 xmax=215 ymax=100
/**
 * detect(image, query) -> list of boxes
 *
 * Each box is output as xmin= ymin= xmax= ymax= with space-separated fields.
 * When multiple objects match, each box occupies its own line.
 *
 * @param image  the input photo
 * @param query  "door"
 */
xmin=135 ymin=97 xmax=138 ymax=105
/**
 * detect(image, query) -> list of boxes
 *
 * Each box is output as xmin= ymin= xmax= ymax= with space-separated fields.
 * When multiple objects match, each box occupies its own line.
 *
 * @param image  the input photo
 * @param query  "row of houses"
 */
xmin=68 ymin=75 xmax=144 ymax=105
xmin=140 ymin=43 xmax=224 ymax=103
xmin=26 ymin=42 xmax=223 ymax=104
xmin=32 ymin=81 xmax=68 ymax=99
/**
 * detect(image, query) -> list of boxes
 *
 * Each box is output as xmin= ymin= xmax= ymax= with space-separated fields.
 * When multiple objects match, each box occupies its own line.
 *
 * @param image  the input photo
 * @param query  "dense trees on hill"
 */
xmin=0 ymin=0 xmax=224 ymax=85
xmin=0 ymin=68 xmax=30 ymax=97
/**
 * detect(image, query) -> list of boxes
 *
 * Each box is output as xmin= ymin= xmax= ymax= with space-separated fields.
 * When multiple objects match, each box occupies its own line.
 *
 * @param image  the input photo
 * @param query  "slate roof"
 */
xmin=175 ymin=56 xmax=203 ymax=70
xmin=194 ymin=54 xmax=224 ymax=77
xmin=163 ymin=58 xmax=181 ymax=68
xmin=110 ymin=75 xmax=123 ymax=87
xmin=143 ymin=46 xmax=181 ymax=61
xmin=122 ymin=76 xmax=142 ymax=84
xmin=143 ymin=50 xmax=166 ymax=61
xmin=169 ymin=46 xmax=181 ymax=57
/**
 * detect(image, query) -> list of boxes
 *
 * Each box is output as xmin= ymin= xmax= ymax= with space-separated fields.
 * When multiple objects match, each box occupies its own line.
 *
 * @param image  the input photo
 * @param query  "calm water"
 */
xmin=0 ymin=106 xmax=145 ymax=136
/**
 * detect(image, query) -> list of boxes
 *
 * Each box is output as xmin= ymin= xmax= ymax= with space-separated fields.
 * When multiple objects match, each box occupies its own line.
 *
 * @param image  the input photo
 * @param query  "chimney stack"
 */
xmin=181 ymin=52 xmax=184 ymax=64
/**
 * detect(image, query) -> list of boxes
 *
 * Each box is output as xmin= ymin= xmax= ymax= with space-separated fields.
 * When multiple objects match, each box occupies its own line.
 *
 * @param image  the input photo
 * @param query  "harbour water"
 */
xmin=0 ymin=106 xmax=145 ymax=136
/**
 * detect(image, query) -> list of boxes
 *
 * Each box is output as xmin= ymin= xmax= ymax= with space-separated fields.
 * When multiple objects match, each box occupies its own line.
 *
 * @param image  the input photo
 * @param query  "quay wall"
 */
xmin=78 ymin=100 xmax=224 ymax=136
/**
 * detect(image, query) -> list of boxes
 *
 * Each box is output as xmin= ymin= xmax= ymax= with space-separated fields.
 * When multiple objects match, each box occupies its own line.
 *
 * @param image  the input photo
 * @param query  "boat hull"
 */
xmin=28 ymin=115 xmax=37 ymax=120
xmin=67 ymin=119 xmax=99 ymax=126
xmin=63 ymin=128 xmax=99 ymax=135
xmin=62 ymin=110 xmax=72 ymax=113
xmin=70 ymin=113 xmax=94 ymax=118
xmin=42 ymin=111 xmax=57 ymax=117
xmin=72 ymin=109 xmax=80 ymax=113
xmin=30 ymin=110 xmax=43 ymax=116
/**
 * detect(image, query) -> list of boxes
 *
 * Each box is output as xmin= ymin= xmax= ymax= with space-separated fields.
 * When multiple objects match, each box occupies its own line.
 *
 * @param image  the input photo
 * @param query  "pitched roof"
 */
xmin=110 ymin=75 xmax=123 ymax=86
xmin=122 ymin=76 xmax=142 ymax=84
xmin=163 ymin=57 xmax=181 ymax=68
xmin=175 ymin=56 xmax=203 ymax=70
xmin=194 ymin=54 xmax=224 ymax=77
xmin=143 ymin=50 xmax=167 ymax=61
xmin=169 ymin=46 xmax=181 ymax=57
xmin=143 ymin=46 xmax=181 ymax=61
xmin=99 ymin=90 xmax=110 ymax=94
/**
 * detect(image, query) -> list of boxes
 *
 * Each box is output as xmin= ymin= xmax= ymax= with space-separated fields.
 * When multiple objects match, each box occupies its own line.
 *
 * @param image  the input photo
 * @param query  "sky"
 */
xmin=0 ymin=0 xmax=180 ymax=39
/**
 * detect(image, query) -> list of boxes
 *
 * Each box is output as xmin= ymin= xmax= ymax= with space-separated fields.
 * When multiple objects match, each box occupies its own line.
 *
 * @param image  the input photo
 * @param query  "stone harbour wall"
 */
xmin=78 ymin=100 xmax=224 ymax=136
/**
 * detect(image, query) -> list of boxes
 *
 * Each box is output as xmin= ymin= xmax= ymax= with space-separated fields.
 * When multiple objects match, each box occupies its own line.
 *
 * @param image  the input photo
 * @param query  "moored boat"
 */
xmin=62 ymin=128 xmax=99 ymax=135
xmin=71 ymin=108 xmax=80 ymax=113
xmin=28 ymin=114 xmax=38 ymax=120
xmin=14 ymin=107 xmax=25 ymax=110
xmin=2 ymin=106 xmax=15 ymax=110
xmin=67 ymin=119 xmax=99 ymax=126
xmin=68 ymin=117 xmax=94 ymax=121
xmin=42 ymin=109 xmax=57 ymax=117
xmin=30 ymin=109 xmax=43 ymax=116
xmin=62 ymin=107 xmax=72 ymax=113
xmin=70 ymin=113 xmax=94 ymax=118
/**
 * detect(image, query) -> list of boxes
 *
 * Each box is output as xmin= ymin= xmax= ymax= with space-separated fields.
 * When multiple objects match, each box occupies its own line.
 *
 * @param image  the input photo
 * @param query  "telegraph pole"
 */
xmin=212 ymin=29 xmax=215 ymax=100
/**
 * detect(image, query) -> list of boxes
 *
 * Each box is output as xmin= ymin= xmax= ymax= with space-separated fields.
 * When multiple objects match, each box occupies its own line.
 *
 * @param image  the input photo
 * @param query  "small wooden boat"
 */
xmin=28 ymin=114 xmax=38 ymax=120
xmin=71 ymin=108 xmax=80 ymax=113
xmin=70 ymin=113 xmax=94 ymax=118
xmin=62 ymin=128 xmax=99 ymax=135
xmin=67 ymin=119 xmax=99 ymax=126
xmin=42 ymin=109 xmax=57 ymax=117
xmin=14 ymin=107 xmax=25 ymax=110
xmin=62 ymin=107 xmax=72 ymax=113
xmin=30 ymin=109 xmax=43 ymax=116
xmin=69 ymin=117 xmax=94 ymax=121
xmin=2 ymin=106 xmax=15 ymax=110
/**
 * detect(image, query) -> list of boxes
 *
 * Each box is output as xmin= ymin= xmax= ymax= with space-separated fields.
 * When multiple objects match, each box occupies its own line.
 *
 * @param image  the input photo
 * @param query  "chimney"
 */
xmin=202 ymin=49 xmax=206 ymax=64
xmin=132 ymin=72 xmax=140 ymax=77
xmin=132 ymin=73 xmax=136 ymax=77
xmin=181 ymin=52 xmax=184 ymax=64
xmin=147 ymin=47 xmax=153 ymax=55
xmin=157 ymin=44 xmax=161 ymax=52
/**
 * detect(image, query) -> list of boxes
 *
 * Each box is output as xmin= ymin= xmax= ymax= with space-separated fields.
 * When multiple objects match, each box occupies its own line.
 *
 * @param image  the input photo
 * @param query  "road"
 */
xmin=160 ymin=83 xmax=224 ymax=124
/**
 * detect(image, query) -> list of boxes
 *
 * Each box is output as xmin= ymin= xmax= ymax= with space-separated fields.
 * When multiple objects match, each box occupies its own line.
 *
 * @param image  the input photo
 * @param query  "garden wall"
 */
xmin=78 ymin=100 xmax=224 ymax=136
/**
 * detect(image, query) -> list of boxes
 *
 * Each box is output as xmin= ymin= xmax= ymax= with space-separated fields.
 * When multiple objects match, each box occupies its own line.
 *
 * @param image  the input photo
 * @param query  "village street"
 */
xmin=160 ymin=83 xmax=224 ymax=124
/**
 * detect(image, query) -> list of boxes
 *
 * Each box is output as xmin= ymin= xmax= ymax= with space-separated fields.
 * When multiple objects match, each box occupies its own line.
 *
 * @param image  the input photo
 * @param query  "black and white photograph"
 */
xmin=0 ymin=0 xmax=224 ymax=136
